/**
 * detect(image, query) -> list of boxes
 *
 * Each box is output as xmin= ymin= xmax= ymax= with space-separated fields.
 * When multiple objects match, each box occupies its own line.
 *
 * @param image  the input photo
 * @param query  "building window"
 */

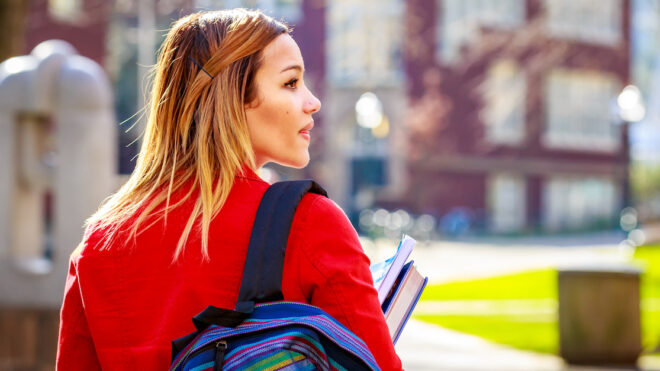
xmin=49 ymin=0 xmax=82 ymax=22
xmin=437 ymin=0 xmax=525 ymax=64
xmin=542 ymin=176 xmax=620 ymax=231
xmin=545 ymin=0 xmax=622 ymax=45
xmin=487 ymin=173 xmax=527 ymax=233
xmin=482 ymin=60 xmax=526 ymax=145
xmin=200 ymin=0 xmax=303 ymax=23
xmin=543 ymin=69 xmax=621 ymax=151
xmin=194 ymin=0 xmax=223 ymax=9
xmin=327 ymin=0 xmax=403 ymax=86
xmin=256 ymin=0 xmax=303 ymax=24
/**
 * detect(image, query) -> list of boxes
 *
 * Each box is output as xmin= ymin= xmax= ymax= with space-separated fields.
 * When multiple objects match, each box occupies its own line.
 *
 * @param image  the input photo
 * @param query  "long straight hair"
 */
xmin=87 ymin=9 xmax=288 ymax=260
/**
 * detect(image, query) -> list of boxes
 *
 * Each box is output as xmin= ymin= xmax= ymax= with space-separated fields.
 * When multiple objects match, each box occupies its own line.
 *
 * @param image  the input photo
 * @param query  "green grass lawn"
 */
xmin=637 ymin=245 xmax=660 ymax=353
xmin=415 ymin=245 xmax=660 ymax=355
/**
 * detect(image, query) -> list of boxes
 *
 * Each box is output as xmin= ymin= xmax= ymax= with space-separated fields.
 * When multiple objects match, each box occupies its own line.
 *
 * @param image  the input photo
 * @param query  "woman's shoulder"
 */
xmin=296 ymin=192 xmax=352 ymax=228
xmin=291 ymin=191 xmax=361 ymax=257
xmin=71 ymin=220 xmax=123 ymax=261
xmin=288 ymin=190 xmax=368 ymax=280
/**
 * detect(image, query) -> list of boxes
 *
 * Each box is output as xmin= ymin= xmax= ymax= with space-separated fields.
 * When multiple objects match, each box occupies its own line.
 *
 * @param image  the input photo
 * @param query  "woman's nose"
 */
xmin=304 ymin=91 xmax=321 ymax=114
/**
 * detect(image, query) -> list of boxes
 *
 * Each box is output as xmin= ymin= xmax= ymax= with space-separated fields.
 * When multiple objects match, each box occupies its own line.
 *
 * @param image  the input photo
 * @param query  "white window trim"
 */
xmin=543 ymin=68 xmax=622 ymax=153
xmin=327 ymin=0 xmax=404 ymax=87
xmin=544 ymin=0 xmax=623 ymax=46
xmin=542 ymin=175 xmax=621 ymax=231
xmin=437 ymin=0 xmax=526 ymax=64
xmin=540 ymin=133 xmax=620 ymax=152
xmin=48 ymin=0 xmax=84 ymax=22
xmin=482 ymin=59 xmax=527 ymax=146
xmin=487 ymin=173 xmax=527 ymax=233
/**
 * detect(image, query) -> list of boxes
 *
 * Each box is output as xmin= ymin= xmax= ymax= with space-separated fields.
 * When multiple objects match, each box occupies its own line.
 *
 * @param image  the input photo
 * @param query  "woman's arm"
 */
xmin=286 ymin=195 xmax=404 ymax=371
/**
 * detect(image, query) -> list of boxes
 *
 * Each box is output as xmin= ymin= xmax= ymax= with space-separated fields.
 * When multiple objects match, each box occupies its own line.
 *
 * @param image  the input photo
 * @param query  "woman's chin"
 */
xmin=289 ymin=158 xmax=310 ymax=169
xmin=279 ymin=153 xmax=310 ymax=169
xmin=257 ymin=150 xmax=310 ymax=170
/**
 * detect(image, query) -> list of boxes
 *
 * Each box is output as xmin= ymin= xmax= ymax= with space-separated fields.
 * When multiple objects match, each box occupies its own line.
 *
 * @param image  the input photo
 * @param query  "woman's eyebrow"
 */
xmin=280 ymin=65 xmax=304 ymax=73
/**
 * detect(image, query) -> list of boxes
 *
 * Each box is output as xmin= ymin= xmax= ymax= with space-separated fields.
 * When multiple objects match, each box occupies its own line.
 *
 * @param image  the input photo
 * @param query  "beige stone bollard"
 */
xmin=558 ymin=265 xmax=643 ymax=366
xmin=0 ymin=40 xmax=116 ymax=307
xmin=0 ymin=38 xmax=116 ymax=369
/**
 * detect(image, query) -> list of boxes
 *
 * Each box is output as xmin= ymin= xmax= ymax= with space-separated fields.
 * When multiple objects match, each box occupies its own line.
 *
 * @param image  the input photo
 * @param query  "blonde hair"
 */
xmin=87 ymin=9 xmax=288 ymax=260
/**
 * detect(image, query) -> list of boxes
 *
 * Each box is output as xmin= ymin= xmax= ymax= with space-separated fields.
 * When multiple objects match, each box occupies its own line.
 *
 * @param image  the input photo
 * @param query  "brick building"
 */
xmin=395 ymin=0 xmax=631 ymax=233
xmin=320 ymin=0 xmax=631 ymax=234
xmin=22 ymin=0 xmax=111 ymax=66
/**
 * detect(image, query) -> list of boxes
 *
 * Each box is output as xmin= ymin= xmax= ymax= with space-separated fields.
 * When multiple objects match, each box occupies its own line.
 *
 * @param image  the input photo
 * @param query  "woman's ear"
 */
xmin=244 ymin=92 xmax=262 ymax=110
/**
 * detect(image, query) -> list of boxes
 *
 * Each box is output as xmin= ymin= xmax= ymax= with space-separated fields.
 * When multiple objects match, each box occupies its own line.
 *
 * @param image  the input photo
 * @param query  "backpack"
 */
xmin=170 ymin=180 xmax=381 ymax=371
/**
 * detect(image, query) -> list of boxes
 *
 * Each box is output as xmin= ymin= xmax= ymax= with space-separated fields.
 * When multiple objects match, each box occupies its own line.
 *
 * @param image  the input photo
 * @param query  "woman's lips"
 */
xmin=299 ymin=121 xmax=313 ymax=141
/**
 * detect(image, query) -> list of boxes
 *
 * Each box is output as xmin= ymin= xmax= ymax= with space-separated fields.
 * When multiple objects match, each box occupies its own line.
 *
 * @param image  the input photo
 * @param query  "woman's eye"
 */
xmin=284 ymin=78 xmax=298 ymax=89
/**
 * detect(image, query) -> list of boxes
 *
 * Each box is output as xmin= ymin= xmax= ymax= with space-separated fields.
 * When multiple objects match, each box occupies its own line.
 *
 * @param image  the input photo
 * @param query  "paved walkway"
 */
xmin=395 ymin=319 xmax=660 ymax=371
xmin=395 ymin=319 xmax=563 ymax=371
xmin=361 ymin=232 xmax=660 ymax=371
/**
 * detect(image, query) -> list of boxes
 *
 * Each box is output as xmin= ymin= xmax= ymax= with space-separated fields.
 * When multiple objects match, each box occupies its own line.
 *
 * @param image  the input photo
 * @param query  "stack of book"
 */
xmin=370 ymin=235 xmax=428 ymax=344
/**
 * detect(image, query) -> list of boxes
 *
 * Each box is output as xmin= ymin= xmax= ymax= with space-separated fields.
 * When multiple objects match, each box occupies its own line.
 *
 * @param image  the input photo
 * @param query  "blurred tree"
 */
xmin=0 ymin=0 xmax=29 ymax=61
xmin=631 ymin=160 xmax=660 ymax=202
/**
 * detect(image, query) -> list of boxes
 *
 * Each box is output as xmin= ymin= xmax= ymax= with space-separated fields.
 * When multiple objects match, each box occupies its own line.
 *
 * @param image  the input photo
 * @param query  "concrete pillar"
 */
xmin=0 ymin=40 xmax=116 ymax=308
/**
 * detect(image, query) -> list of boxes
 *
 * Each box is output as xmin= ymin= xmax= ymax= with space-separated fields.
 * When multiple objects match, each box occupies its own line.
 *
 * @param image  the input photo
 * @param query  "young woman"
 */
xmin=56 ymin=9 xmax=403 ymax=370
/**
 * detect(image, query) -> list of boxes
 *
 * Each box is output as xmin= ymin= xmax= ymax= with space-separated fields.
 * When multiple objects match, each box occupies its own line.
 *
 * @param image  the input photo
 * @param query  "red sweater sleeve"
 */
xmin=288 ymin=196 xmax=403 ymax=371
xmin=56 ymin=250 xmax=102 ymax=371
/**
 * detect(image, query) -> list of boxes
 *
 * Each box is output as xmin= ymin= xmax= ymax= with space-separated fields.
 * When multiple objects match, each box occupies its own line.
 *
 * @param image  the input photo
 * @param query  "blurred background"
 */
xmin=1 ymin=0 xmax=660 ymax=370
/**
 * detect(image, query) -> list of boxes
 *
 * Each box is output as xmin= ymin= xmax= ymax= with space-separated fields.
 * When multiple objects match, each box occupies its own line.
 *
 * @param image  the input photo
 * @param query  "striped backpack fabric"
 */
xmin=170 ymin=180 xmax=381 ymax=371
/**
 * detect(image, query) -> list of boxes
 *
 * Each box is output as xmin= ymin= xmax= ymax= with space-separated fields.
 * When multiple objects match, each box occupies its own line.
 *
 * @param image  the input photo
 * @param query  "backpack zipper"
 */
xmin=214 ymin=340 xmax=227 ymax=371
xmin=179 ymin=340 xmax=228 ymax=370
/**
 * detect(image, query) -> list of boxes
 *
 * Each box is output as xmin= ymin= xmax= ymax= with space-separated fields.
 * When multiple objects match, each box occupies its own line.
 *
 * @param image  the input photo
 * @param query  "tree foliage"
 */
xmin=631 ymin=160 xmax=660 ymax=201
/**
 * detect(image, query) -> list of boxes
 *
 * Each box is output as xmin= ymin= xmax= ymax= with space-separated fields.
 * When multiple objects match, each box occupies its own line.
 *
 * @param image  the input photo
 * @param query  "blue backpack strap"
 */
xmin=235 ymin=180 xmax=327 ymax=313
xmin=181 ymin=179 xmax=327 ymax=335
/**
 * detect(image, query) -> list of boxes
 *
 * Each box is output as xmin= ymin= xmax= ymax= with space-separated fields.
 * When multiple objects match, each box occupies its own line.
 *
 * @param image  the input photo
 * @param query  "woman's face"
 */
xmin=245 ymin=34 xmax=321 ymax=169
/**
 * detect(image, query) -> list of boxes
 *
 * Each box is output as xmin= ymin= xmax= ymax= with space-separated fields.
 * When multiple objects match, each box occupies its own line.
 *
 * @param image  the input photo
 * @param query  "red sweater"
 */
xmin=56 ymin=167 xmax=403 ymax=370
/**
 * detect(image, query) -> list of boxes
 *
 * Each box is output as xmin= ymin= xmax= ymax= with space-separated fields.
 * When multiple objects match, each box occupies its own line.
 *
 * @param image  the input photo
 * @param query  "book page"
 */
xmin=369 ymin=235 xmax=415 ymax=303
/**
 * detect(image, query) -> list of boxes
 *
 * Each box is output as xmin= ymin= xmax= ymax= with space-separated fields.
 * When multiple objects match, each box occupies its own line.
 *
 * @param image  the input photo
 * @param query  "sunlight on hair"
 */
xmin=85 ymin=9 xmax=289 ymax=261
